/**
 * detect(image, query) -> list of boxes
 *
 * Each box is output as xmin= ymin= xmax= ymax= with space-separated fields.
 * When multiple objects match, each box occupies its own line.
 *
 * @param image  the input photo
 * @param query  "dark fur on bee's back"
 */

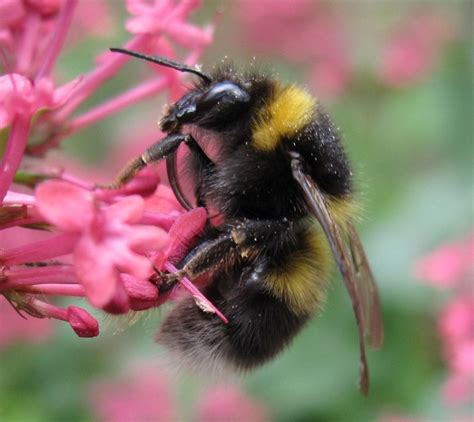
xmin=157 ymin=64 xmax=354 ymax=373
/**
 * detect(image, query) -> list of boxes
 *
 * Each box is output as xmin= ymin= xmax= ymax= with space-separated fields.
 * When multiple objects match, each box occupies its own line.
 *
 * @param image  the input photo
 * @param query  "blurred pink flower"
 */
xmin=439 ymin=297 xmax=474 ymax=352
xmin=378 ymin=416 xmax=423 ymax=422
xmin=413 ymin=235 xmax=473 ymax=288
xmin=90 ymin=367 xmax=176 ymax=422
xmin=24 ymin=0 xmax=63 ymax=16
xmin=378 ymin=11 xmax=455 ymax=87
xmin=414 ymin=233 xmax=474 ymax=406
xmin=71 ymin=0 xmax=115 ymax=38
xmin=126 ymin=0 xmax=213 ymax=49
xmin=197 ymin=385 xmax=269 ymax=422
xmin=0 ymin=0 xmax=26 ymax=29
xmin=90 ymin=366 xmax=269 ymax=422
xmin=442 ymin=372 xmax=474 ymax=406
xmin=235 ymin=0 xmax=352 ymax=98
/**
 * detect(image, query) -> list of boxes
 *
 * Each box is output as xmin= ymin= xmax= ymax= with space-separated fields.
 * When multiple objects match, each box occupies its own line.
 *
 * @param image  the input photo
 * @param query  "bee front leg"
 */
xmin=108 ymin=131 xmax=215 ymax=189
xmin=103 ymin=133 xmax=188 ymax=188
xmin=166 ymin=135 xmax=215 ymax=210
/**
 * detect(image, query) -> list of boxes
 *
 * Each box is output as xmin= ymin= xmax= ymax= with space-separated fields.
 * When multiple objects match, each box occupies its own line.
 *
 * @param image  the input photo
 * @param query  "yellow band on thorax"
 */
xmin=252 ymin=84 xmax=317 ymax=151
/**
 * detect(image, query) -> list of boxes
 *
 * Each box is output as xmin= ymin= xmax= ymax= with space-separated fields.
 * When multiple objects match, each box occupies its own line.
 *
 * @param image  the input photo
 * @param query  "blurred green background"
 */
xmin=0 ymin=1 xmax=472 ymax=421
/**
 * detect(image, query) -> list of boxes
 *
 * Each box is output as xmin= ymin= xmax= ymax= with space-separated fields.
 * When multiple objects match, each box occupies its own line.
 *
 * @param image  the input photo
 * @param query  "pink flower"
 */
xmin=414 ymin=234 xmax=474 ymax=406
xmin=442 ymin=372 xmax=474 ymax=405
xmin=0 ymin=0 xmax=26 ymax=28
xmin=90 ymin=366 xmax=176 ymax=422
xmin=448 ymin=340 xmax=474 ymax=375
xmin=126 ymin=0 xmax=213 ymax=48
xmin=0 ymin=74 xmax=54 ymax=128
xmin=71 ymin=0 xmax=115 ymax=38
xmin=439 ymin=297 xmax=474 ymax=351
xmin=0 ymin=0 xmax=217 ymax=337
xmin=413 ymin=235 xmax=473 ymax=288
xmin=1 ymin=175 xmax=225 ymax=332
xmin=30 ymin=300 xmax=99 ymax=337
xmin=378 ymin=11 xmax=455 ymax=87
xmin=235 ymin=0 xmax=352 ymax=98
xmin=197 ymin=385 xmax=269 ymax=422
xmin=90 ymin=365 xmax=269 ymax=422
xmin=35 ymin=181 xmax=169 ymax=310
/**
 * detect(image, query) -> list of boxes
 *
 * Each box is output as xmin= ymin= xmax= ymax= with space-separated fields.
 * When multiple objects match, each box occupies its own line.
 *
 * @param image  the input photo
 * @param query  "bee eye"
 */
xmin=197 ymin=81 xmax=250 ymax=111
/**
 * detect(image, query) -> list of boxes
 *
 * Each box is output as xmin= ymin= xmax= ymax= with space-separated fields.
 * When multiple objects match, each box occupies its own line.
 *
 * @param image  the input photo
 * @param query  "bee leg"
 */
xmin=179 ymin=233 xmax=238 ymax=279
xmin=166 ymin=135 xmax=215 ymax=210
xmin=183 ymin=136 xmax=215 ymax=207
xmin=174 ymin=218 xmax=294 ymax=281
xmin=105 ymin=133 xmax=192 ymax=188
xmin=154 ymin=272 xmax=181 ymax=293
xmin=151 ymin=234 xmax=235 ymax=295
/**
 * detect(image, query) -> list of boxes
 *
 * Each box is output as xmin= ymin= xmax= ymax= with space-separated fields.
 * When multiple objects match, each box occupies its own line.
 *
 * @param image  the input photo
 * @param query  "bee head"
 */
xmin=160 ymin=80 xmax=253 ymax=132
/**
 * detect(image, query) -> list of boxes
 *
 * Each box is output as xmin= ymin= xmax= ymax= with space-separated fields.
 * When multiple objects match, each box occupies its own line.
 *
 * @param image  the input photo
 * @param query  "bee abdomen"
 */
xmin=157 ymin=273 xmax=310 ymax=373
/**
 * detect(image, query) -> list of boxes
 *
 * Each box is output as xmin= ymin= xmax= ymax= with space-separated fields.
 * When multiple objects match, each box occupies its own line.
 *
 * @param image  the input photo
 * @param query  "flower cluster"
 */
xmin=414 ymin=235 xmax=473 ymax=406
xmin=0 ymin=0 xmax=219 ymax=338
xmin=235 ymin=0 xmax=350 ymax=98
xmin=90 ymin=364 xmax=269 ymax=422
xmin=235 ymin=1 xmax=455 ymax=97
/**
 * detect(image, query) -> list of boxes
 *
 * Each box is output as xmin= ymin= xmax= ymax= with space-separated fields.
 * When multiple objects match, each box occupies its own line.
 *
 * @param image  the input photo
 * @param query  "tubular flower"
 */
xmin=0 ymin=0 xmax=219 ymax=337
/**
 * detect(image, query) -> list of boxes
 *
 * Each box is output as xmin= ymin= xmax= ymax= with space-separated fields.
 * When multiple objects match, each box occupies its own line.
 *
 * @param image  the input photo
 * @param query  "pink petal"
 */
xmin=24 ymin=0 xmax=63 ymax=16
xmin=145 ymin=184 xmax=183 ymax=213
xmin=101 ymin=281 xmax=130 ymax=314
xmin=36 ymin=181 xmax=94 ymax=231
xmin=111 ymin=241 xmax=154 ymax=280
xmin=0 ymin=0 xmax=26 ymax=28
xmin=167 ymin=22 xmax=213 ymax=48
xmin=105 ymin=195 xmax=144 ymax=224
xmin=53 ymin=75 xmax=84 ymax=106
xmin=74 ymin=235 xmax=119 ymax=308
xmin=125 ymin=225 xmax=169 ymax=253
xmin=165 ymin=207 xmax=207 ymax=258
xmin=121 ymin=274 xmax=158 ymax=311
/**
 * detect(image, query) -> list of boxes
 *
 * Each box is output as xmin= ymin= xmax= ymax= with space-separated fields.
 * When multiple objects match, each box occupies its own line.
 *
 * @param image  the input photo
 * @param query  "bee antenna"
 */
xmin=110 ymin=47 xmax=212 ymax=83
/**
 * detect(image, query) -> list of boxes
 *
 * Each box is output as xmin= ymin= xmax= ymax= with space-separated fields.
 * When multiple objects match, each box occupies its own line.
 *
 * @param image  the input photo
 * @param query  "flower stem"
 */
xmin=53 ymin=34 xmax=150 ymax=122
xmin=35 ymin=0 xmax=79 ymax=81
xmin=0 ymin=116 xmax=32 ymax=204
xmin=0 ymin=233 xmax=78 ymax=265
xmin=31 ymin=298 xmax=68 ymax=321
xmin=66 ymin=77 xmax=169 ymax=136
xmin=16 ymin=13 xmax=41 ymax=75
xmin=17 ymin=284 xmax=85 ymax=296
xmin=1 ymin=265 xmax=76 ymax=288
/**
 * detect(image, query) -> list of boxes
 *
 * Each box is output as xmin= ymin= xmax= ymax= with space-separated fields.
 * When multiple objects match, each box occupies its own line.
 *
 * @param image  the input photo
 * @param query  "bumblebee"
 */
xmin=110 ymin=48 xmax=384 ymax=394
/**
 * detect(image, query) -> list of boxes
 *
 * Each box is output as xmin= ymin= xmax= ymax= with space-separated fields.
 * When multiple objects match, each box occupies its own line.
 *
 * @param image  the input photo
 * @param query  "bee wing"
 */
xmin=345 ymin=220 xmax=384 ymax=349
xmin=290 ymin=155 xmax=383 ymax=395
